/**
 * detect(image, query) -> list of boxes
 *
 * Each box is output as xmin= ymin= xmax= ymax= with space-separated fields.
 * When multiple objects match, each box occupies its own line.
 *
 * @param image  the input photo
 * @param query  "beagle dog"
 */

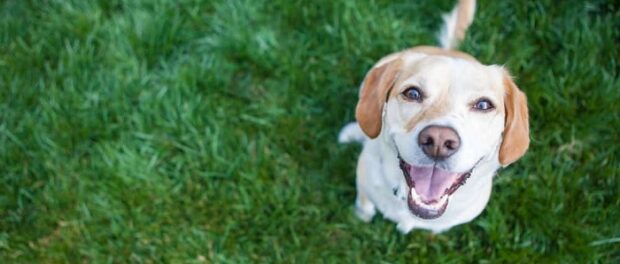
xmin=338 ymin=0 xmax=529 ymax=233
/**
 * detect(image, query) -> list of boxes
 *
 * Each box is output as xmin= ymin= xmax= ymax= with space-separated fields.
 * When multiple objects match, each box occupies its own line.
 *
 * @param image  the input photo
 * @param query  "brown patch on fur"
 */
xmin=404 ymin=92 xmax=451 ymax=132
xmin=407 ymin=46 xmax=478 ymax=62
xmin=373 ymin=46 xmax=478 ymax=71
xmin=376 ymin=52 xmax=455 ymax=132
xmin=355 ymin=59 xmax=403 ymax=138
xmin=499 ymin=72 xmax=530 ymax=166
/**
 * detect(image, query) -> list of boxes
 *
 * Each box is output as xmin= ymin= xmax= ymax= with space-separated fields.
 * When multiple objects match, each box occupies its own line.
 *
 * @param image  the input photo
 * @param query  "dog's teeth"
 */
xmin=410 ymin=188 xmax=449 ymax=211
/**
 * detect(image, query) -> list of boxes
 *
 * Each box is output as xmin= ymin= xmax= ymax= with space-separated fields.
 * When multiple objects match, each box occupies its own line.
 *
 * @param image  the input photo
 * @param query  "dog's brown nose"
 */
xmin=418 ymin=125 xmax=460 ymax=160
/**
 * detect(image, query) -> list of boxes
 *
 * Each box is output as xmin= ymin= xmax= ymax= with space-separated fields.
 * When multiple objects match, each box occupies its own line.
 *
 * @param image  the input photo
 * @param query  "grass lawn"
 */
xmin=1 ymin=0 xmax=618 ymax=262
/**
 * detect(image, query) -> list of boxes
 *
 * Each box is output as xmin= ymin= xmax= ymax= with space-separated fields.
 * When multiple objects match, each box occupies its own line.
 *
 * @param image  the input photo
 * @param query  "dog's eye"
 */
xmin=473 ymin=98 xmax=495 ymax=111
xmin=402 ymin=87 xmax=423 ymax=102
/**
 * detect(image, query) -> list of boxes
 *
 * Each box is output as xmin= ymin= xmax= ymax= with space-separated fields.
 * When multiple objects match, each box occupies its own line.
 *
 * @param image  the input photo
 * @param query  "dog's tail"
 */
xmin=438 ymin=0 xmax=476 ymax=50
xmin=338 ymin=122 xmax=367 ymax=144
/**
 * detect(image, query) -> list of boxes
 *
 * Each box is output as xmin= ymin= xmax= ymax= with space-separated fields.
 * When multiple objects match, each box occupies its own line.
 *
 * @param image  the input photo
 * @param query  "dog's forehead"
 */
xmin=397 ymin=53 xmax=504 ymax=97
xmin=448 ymin=59 xmax=502 ymax=94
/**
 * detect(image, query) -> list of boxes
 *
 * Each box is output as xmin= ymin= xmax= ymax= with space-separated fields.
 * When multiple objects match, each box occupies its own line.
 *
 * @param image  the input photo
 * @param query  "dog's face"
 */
xmin=356 ymin=51 xmax=529 ymax=219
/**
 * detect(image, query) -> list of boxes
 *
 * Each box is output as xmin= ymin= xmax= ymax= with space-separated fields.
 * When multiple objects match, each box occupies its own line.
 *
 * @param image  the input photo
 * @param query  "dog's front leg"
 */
xmin=354 ymin=147 xmax=378 ymax=222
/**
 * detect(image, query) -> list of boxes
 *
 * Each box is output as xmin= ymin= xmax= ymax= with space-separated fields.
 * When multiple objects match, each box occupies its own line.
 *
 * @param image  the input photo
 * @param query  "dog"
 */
xmin=338 ymin=0 xmax=529 ymax=234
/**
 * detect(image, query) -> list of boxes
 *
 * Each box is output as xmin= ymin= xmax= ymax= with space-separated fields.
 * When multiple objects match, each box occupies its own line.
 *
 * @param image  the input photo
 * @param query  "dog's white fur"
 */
xmin=339 ymin=0 xmax=529 ymax=234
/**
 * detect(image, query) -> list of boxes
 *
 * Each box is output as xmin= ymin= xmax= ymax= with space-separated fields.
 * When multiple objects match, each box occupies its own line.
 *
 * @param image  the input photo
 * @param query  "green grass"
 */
xmin=0 ymin=0 xmax=618 ymax=262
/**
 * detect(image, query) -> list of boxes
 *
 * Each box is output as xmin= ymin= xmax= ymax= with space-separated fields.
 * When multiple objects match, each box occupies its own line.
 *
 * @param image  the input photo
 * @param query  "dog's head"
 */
xmin=356 ymin=50 xmax=529 ymax=219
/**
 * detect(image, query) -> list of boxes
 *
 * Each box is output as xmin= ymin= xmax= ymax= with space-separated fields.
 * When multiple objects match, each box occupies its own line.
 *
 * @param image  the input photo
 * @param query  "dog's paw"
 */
xmin=396 ymin=222 xmax=415 ymax=234
xmin=354 ymin=199 xmax=376 ymax=222
xmin=338 ymin=122 xmax=366 ymax=144
xmin=355 ymin=206 xmax=375 ymax=223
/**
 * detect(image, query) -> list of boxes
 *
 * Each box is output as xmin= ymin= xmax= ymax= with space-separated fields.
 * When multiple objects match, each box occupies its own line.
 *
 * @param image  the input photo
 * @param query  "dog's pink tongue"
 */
xmin=409 ymin=166 xmax=460 ymax=203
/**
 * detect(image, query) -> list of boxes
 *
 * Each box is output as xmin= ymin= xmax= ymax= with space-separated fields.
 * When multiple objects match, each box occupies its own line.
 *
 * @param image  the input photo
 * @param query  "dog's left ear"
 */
xmin=355 ymin=59 xmax=402 ymax=138
xmin=499 ymin=71 xmax=530 ymax=166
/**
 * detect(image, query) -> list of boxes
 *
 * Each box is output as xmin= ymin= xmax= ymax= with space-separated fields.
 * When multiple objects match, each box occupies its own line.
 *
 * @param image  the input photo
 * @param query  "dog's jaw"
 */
xmin=398 ymin=157 xmax=476 ymax=219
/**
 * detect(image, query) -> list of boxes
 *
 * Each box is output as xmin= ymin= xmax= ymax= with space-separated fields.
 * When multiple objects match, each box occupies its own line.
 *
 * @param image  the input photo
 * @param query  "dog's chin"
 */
xmin=398 ymin=157 xmax=476 ymax=219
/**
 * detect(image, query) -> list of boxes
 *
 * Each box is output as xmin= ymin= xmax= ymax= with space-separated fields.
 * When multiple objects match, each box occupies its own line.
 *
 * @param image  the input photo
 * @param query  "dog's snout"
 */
xmin=418 ymin=125 xmax=461 ymax=160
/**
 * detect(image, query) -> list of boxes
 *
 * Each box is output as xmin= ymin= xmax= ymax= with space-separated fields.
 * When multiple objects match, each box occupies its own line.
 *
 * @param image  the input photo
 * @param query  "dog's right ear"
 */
xmin=355 ymin=59 xmax=402 ymax=138
xmin=499 ymin=72 xmax=530 ymax=166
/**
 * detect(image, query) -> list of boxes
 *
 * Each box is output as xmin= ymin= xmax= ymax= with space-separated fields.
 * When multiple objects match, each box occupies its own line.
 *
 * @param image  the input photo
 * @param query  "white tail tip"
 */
xmin=438 ymin=0 xmax=476 ymax=50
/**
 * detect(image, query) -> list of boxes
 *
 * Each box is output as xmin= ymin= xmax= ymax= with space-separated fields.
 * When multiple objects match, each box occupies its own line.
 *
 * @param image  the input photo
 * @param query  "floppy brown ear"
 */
xmin=499 ymin=73 xmax=530 ymax=166
xmin=355 ymin=59 xmax=402 ymax=138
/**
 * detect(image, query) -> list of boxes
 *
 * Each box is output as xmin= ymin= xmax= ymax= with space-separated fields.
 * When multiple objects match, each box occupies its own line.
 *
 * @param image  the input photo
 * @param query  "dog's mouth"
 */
xmin=398 ymin=157 xmax=477 ymax=219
